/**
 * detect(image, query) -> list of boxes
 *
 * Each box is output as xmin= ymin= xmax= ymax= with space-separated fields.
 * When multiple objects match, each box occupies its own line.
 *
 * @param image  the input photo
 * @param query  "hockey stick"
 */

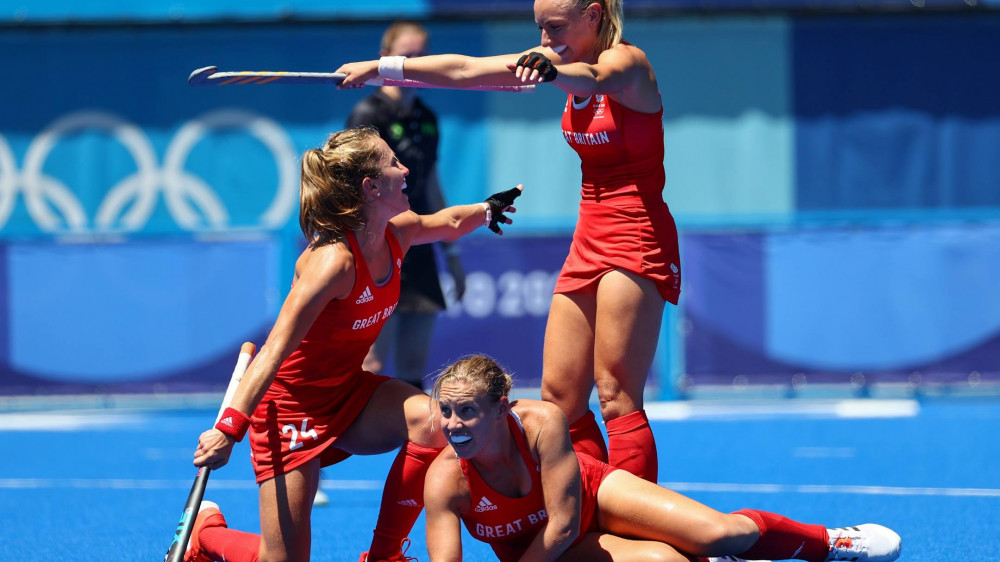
xmin=188 ymin=66 xmax=535 ymax=92
xmin=164 ymin=341 xmax=257 ymax=562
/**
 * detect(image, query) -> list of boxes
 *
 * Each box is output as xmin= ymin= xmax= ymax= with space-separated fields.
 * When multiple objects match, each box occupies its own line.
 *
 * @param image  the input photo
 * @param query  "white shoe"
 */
xmin=826 ymin=524 xmax=901 ymax=561
xmin=314 ymin=487 xmax=329 ymax=507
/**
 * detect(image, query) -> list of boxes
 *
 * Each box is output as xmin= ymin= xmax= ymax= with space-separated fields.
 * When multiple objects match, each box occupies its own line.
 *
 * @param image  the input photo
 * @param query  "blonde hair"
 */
xmin=380 ymin=20 xmax=429 ymax=55
xmin=431 ymin=355 xmax=513 ymax=405
xmin=299 ymin=127 xmax=383 ymax=245
xmin=573 ymin=0 xmax=623 ymax=53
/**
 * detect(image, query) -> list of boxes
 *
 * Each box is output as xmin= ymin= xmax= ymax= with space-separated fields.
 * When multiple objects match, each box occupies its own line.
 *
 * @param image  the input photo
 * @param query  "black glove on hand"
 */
xmin=484 ymin=186 xmax=522 ymax=234
xmin=515 ymin=52 xmax=558 ymax=83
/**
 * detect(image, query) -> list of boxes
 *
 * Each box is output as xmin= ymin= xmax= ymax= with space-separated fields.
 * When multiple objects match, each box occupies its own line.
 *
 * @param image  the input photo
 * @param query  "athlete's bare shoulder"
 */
xmin=426 ymin=446 xmax=472 ymax=513
xmin=293 ymin=237 xmax=357 ymax=299
xmin=600 ymin=42 xmax=660 ymax=113
xmin=388 ymin=210 xmax=421 ymax=253
xmin=511 ymin=399 xmax=573 ymax=463
xmin=511 ymin=399 xmax=569 ymax=435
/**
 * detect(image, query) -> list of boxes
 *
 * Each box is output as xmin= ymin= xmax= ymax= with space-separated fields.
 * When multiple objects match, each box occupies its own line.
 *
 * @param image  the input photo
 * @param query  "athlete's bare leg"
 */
xmin=257 ymin=458 xmax=321 ymax=562
xmin=559 ymin=532 xmax=691 ymax=562
xmin=596 ymin=470 xmax=760 ymax=557
xmin=541 ymin=288 xmax=598 ymax=423
xmin=336 ymin=378 xmax=445 ymax=453
xmin=593 ymin=270 xmax=664 ymax=421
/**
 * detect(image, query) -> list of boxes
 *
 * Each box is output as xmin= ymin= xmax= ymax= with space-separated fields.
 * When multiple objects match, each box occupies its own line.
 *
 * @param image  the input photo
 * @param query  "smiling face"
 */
xmin=369 ymin=137 xmax=410 ymax=215
xmin=534 ymin=0 xmax=601 ymax=63
xmin=436 ymin=380 xmax=508 ymax=459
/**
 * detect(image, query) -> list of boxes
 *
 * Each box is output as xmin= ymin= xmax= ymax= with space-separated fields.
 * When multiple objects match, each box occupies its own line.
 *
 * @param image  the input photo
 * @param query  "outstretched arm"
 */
xmin=391 ymin=184 xmax=523 ymax=249
xmin=511 ymin=45 xmax=661 ymax=111
xmin=337 ymin=48 xmax=561 ymax=90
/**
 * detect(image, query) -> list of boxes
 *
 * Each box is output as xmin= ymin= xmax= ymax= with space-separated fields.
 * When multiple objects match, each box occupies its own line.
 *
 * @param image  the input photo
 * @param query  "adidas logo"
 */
xmin=355 ymin=286 xmax=374 ymax=304
xmin=474 ymin=496 xmax=498 ymax=513
xmin=219 ymin=416 xmax=234 ymax=428
xmin=397 ymin=499 xmax=419 ymax=507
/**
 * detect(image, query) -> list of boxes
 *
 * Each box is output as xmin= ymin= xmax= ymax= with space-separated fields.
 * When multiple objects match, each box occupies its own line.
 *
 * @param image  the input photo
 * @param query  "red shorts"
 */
xmin=555 ymin=194 xmax=680 ymax=304
xmin=249 ymin=371 xmax=390 ymax=483
xmin=576 ymin=453 xmax=618 ymax=538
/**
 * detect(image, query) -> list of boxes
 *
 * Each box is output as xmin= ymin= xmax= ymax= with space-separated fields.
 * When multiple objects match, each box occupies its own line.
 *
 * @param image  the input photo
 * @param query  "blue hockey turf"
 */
xmin=3 ymin=396 xmax=997 ymax=561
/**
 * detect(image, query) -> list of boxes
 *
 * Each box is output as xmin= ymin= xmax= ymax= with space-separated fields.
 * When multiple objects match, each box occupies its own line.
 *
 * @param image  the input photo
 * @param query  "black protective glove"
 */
xmin=515 ymin=52 xmax=558 ymax=83
xmin=484 ymin=186 xmax=522 ymax=234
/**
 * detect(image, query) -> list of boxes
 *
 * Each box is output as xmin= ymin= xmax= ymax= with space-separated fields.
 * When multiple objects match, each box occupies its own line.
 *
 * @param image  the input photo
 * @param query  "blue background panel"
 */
xmin=792 ymin=15 xmax=1000 ymax=211
xmin=1 ymin=237 xmax=279 ymax=391
xmin=683 ymin=225 xmax=1000 ymax=384
xmin=767 ymin=225 xmax=1000 ymax=372
xmin=2 ymin=0 xmax=985 ymax=23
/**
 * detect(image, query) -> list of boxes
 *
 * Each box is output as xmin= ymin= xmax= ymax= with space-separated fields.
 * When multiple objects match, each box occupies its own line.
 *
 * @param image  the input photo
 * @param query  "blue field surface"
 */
xmin=2 ymin=397 xmax=997 ymax=561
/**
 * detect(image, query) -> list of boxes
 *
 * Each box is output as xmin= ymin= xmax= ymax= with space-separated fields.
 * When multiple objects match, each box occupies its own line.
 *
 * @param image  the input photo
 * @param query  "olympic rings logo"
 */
xmin=0 ymin=109 xmax=298 ymax=233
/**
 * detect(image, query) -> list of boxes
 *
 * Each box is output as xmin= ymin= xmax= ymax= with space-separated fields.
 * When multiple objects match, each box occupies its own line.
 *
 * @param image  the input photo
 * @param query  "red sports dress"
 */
xmin=557 ymin=92 xmax=681 ymax=303
xmin=249 ymin=230 xmax=402 ymax=483
xmin=459 ymin=412 xmax=618 ymax=562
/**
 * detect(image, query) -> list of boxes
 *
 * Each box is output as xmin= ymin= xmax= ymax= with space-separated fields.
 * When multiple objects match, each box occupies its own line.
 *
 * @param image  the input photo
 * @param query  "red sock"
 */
xmin=367 ymin=442 xmax=442 ymax=558
xmin=606 ymin=410 xmax=658 ymax=482
xmin=199 ymin=526 xmax=260 ymax=562
xmin=568 ymin=411 xmax=609 ymax=462
xmin=733 ymin=509 xmax=830 ymax=562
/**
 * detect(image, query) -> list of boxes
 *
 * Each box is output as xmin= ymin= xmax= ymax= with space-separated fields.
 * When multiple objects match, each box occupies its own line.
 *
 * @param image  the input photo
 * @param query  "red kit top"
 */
xmin=560 ymin=92 xmax=666 ymax=201
xmin=459 ymin=413 xmax=548 ymax=562
xmin=274 ymin=229 xmax=402 ymax=392
xmin=458 ymin=413 xmax=614 ymax=561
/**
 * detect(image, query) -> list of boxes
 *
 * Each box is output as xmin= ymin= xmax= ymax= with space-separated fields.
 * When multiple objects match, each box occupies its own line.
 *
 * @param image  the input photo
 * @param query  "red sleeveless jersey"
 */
xmin=459 ymin=413 xmax=615 ymax=562
xmin=555 ymin=92 xmax=681 ymax=303
xmin=275 ymin=229 xmax=402 ymax=389
xmin=249 ymin=229 xmax=402 ymax=482
xmin=560 ymin=93 xmax=666 ymax=200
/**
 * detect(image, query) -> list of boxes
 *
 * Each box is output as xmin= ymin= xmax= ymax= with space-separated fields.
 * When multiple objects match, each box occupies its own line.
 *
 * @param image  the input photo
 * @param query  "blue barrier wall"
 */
xmin=1 ymin=0 xmax=985 ymax=23
xmin=682 ymin=225 xmax=1000 ymax=386
xmin=1 ymin=13 xmax=998 ymax=394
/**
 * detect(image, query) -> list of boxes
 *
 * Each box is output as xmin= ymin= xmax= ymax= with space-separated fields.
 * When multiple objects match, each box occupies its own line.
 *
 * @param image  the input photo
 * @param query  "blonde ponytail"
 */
xmin=298 ymin=127 xmax=383 ymax=245
xmin=575 ymin=0 xmax=624 ymax=53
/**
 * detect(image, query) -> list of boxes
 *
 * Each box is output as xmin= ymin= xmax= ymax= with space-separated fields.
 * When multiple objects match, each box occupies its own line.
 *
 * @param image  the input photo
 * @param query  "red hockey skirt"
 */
xmin=555 ymin=194 xmax=680 ymax=304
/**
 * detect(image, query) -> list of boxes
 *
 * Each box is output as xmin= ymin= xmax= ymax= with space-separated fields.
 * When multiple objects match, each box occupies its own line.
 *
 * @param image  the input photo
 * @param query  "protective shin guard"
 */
xmin=568 ymin=410 xmax=609 ymax=462
xmin=367 ymin=442 xmax=443 ymax=558
xmin=605 ymin=410 xmax=658 ymax=482
xmin=733 ymin=509 xmax=830 ymax=562
xmin=199 ymin=527 xmax=260 ymax=562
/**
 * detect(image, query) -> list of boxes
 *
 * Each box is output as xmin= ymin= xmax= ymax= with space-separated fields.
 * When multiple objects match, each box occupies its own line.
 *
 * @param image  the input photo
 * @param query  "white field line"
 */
xmin=0 ymin=478 xmax=996 ymax=497
xmin=0 ymin=412 xmax=144 ymax=430
xmin=660 ymin=482 xmax=1000 ymax=497
xmin=0 ymin=478 xmax=383 ymax=490
xmin=645 ymin=399 xmax=920 ymax=421
xmin=0 ymin=399 xmax=920 ymax=432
